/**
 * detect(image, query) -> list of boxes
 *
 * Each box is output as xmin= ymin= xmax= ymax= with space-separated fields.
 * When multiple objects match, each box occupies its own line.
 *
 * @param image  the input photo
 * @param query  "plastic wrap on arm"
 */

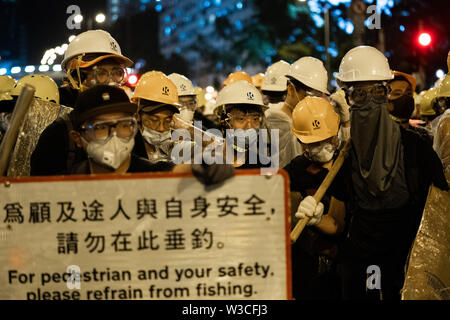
xmin=402 ymin=173 xmax=450 ymax=300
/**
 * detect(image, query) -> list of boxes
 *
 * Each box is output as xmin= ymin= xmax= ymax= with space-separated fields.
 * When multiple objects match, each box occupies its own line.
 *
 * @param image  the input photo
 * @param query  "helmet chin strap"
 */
xmin=67 ymin=55 xmax=90 ymax=92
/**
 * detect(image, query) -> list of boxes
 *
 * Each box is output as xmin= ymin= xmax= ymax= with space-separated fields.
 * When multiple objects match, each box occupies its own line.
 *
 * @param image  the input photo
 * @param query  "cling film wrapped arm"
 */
xmin=433 ymin=110 xmax=450 ymax=173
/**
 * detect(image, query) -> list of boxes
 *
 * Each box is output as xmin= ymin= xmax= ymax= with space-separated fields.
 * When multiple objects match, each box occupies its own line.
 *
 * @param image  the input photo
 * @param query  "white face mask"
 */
xmin=306 ymin=143 xmax=336 ymax=163
xmin=84 ymin=134 xmax=135 ymax=170
xmin=178 ymin=108 xmax=195 ymax=123
xmin=339 ymin=126 xmax=351 ymax=141
xmin=141 ymin=127 xmax=171 ymax=146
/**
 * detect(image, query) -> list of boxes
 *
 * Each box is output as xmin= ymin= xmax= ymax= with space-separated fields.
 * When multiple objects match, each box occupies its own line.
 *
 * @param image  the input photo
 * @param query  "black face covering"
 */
xmin=350 ymin=99 xmax=402 ymax=195
xmin=389 ymin=95 xmax=415 ymax=120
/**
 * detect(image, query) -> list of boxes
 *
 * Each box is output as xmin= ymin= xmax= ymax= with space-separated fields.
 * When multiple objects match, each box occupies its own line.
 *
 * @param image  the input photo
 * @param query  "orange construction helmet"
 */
xmin=391 ymin=70 xmax=416 ymax=93
xmin=251 ymin=73 xmax=264 ymax=89
xmin=132 ymin=71 xmax=181 ymax=113
xmin=292 ymin=97 xmax=340 ymax=144
xmin=222 ymin=71 xmax=253 ymax=88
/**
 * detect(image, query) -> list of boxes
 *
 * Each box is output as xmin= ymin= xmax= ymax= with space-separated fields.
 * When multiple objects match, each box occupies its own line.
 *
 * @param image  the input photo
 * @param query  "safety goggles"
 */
xmin=141 ymin=115 xmax=174 ymax=131
xmin=80 ymin=117 xmax=138 ymax=142
xmin=345 ymin=83 xmax=389 ymax=106
xmin=92 ymin=66 xmax=127 ymax=85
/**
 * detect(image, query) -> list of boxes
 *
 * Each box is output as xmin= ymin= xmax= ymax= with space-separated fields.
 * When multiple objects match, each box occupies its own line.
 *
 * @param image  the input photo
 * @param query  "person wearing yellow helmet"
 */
xmin=0 ymin=75 xmax=17 ymax=144
xmin=284 ymin=97 xmax=346 ymax=299
xmin=130 ymin=71 xmax=182 ymax=165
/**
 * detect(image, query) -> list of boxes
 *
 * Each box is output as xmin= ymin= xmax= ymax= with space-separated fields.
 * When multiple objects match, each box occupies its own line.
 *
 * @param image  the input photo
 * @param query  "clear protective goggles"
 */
xmin=92 ymin=66 xmax=127 ymax=85
xmin=80 ymin=117 xmax=138 ymax=142
xmin=345 ymin=83 xmax=389 ymax=106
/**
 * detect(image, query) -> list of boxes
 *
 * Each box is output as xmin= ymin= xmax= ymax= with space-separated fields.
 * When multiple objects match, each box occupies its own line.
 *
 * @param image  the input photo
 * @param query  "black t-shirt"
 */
xmin=330 ymin=127 xmax=449 ymax=259
xmin=70 ymin=154 xmax=174 ymax=175
xmin=30 ymin=118 xmax=87 ymax=176
xmin=283 ymin=155 xmax=340 ymax=256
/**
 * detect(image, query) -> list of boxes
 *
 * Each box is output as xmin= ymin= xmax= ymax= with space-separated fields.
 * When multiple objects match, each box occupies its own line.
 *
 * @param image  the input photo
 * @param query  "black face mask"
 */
xmin=350 ymin=100 xmax=402 ymax=195
xmin=389 ymin=95 xmax=414 ymax=120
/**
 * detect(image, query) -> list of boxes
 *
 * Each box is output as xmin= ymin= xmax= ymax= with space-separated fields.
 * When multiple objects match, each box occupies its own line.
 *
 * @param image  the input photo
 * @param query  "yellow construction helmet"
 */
xmin=222 ymin=71 xmax=253 ymax=88
xmin=0 ymin=75 xmax=16 ymax=101
xmin=420 ymin=87 xmax=438 ymax=116
xmin=10 ymin=74 xmax=59 ymax=104
xmin=132 ymin=71 xmax=181 ymax=113
xmin=292 ymin=96 xmax=340 ymax=144
xmin=251 ymin=73 xmax=264 ymax=89
xmin=437 ymin=74 xmax=450 ymax=98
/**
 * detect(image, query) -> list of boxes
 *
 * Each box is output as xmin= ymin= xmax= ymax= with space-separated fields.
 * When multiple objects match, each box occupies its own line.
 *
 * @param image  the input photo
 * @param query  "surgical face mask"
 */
xmin=227 ymin=128 xmax=259 ymax=153
xmin=141 ymin=127 xmax=171 ymax=146
xmin=305 ymin=142 xmax=336 ymax=163
xmin=178 ymin=107 xmax=195 ymax=123
xmin=84 ymin=133 xmax=135 ymax=170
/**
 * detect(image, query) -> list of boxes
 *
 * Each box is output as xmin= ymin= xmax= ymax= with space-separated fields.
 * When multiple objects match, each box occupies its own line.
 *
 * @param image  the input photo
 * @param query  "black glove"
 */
xmin=191 ymin=163 xmax=235 ymax=186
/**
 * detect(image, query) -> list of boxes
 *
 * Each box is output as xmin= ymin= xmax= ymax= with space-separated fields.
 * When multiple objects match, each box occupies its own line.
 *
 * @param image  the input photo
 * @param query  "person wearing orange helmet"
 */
xmin=387 ymin=71 xmax=432 ymax=144
xmin=222 ymin=71 xmax=253 ymax=88
xmin=284 ymin=97 xmax=345 ymax=299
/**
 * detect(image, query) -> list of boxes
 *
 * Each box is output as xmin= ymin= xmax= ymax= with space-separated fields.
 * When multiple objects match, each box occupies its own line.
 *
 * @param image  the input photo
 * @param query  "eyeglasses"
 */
xmin=92 ymin=66 xmax=127 ymax=85
xmin=228 ymin=112 xmax=263 ymax=128
xmin=345 ymin=83 xmax=389 ymax=106
xmin=179 ymin=97 xmax=198 ymax=111
xmin=141 ymin=115 xmax=174 ymax=131
xmin=81 ymin=117 xmax=138 ymax=142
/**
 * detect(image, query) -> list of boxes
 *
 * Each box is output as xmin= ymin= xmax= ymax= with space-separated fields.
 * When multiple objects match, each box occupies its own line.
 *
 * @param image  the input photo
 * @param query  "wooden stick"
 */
xmin=290 ymin=139 xmax=352 ymax=243
xmin=0 ymin=85 xmax=35 ymax=176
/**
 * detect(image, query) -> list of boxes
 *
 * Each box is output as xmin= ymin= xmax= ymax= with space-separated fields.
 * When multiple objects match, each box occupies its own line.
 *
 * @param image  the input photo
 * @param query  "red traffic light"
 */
xmin=127 ymin=74 xmax=139 ymax=86
xmin=418 ymin=32 xmax=432 ymax=47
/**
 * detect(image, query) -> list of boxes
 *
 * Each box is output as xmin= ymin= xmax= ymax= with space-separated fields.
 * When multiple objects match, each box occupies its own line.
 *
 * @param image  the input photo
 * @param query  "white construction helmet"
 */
xmin=337 ymin=46 xmax=393 ymax=83
xmin=261 ymin=60 xmax=290 ymax=92
xmin=286 ymin=57 xmax=329 ymax=94
xmin=61 ymin=29 xmax=133 ymax=72
xmin=215 ymin=80 xmax=266 ymax=110
xmin=10 ymin=74 xmax=59 ymax=104
xmin=168 ymin=73 xmax=195 ymax=96
xmin=0 ymin=75 xmax=16 ymax=101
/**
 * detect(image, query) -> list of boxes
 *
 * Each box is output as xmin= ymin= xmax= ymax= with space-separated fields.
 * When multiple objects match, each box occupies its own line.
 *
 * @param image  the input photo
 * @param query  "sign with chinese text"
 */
xmin=0 ymin=170 xmax=291 ymax=300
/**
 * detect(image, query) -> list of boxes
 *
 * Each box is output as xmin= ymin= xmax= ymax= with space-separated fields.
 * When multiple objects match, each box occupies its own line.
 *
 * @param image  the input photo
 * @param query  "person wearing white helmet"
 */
xmin=282 ymin=57 xmax=329 ymax=118
xmin=60 ymin=29 xmax=133 ymax=104
xmin=31 ymin=30 xmax=133 ymax=176
xmin=295 ymin=46 xmax=448 ymax=300
xmin=167 ymin=73 xmax=197 ymax=125
xmin=262 ymin=60 xmax=303 ymax=168
xmin=215 ymin=80 xmax=272 ymax=169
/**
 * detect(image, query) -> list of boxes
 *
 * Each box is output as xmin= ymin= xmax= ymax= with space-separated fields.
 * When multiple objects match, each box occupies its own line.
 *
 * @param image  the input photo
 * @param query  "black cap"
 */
xmin=73 ymin=85 xmax=137 ymax=127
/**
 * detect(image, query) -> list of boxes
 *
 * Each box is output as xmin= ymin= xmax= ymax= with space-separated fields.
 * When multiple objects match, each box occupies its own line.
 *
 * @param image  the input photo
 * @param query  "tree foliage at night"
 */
xmin=190 ymin=0 xmax=449 ymax=90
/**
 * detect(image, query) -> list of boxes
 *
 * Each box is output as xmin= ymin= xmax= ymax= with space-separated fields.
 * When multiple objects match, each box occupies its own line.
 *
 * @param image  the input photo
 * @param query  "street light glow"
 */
xmin=95 ymin=13 xmax=106 ymax=23
xmin=74 ymin=14 xmax=83 ymax=24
